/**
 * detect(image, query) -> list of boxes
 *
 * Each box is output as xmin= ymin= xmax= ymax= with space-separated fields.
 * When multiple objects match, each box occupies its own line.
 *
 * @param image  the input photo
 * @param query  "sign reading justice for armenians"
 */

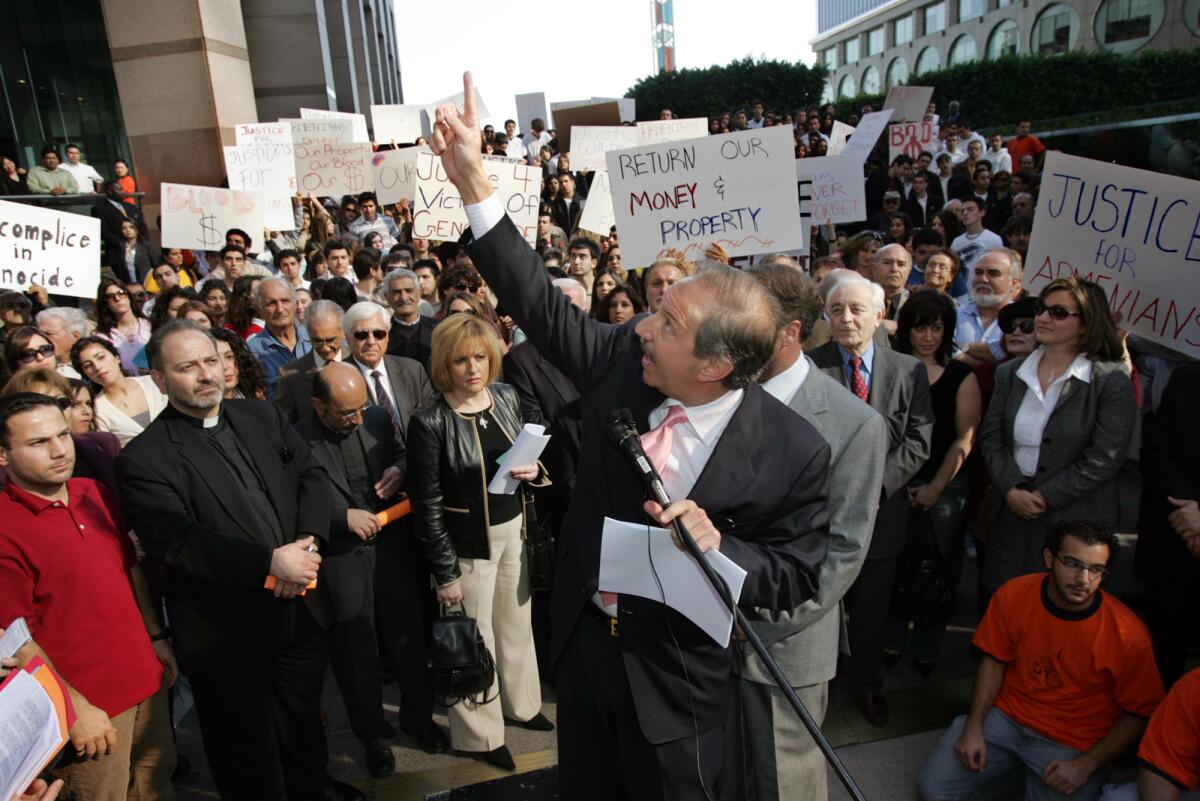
xmin=410 ymin=152 xmax=539 ymax=245
xmin=1025 ymin=152 xmax=1200 ymax=359
xmin=606 ymin=125 xmax=803 ymax=266
xmin=0 ymin=199 xmax=99 ymax=299
xmin=160 ymin=184 xmax=265 ymax=251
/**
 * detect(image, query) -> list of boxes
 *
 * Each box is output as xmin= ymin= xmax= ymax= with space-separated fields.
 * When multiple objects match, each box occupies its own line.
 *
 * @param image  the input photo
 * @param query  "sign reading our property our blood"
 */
xmin=1025 ymin=152 xmax=1200 ymax=359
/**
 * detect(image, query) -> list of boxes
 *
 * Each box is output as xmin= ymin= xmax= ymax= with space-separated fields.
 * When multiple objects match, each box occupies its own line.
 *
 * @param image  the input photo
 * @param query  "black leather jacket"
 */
xmin=407 ymin=383 xmax=549 ymax=586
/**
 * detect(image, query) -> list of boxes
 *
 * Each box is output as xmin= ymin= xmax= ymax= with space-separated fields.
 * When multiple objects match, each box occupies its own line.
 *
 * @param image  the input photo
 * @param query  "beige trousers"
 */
xmin=451 ymin=514 xmax=542 ymax=752
xmin=724 ymin=679 xmax=830 ymax=801
xmin=55 ymin=684 xmax=177 ymax=801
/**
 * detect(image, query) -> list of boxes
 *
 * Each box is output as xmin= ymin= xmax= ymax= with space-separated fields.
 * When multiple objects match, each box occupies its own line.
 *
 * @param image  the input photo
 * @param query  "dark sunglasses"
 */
xmin=453 ymin=282 xmax=481 ymax=293
xmin=352 ymin=329 xmax=388 ymax=341
xmin=105 ymin=289 xmax=129 ymax=300
xmin=18 ymin=343 xmax=56 ymax=364
xmin=1035 ymin=302 xmax=1081 ymax=320
xmin=1000 ymin=319 xmax=1035 ymax=335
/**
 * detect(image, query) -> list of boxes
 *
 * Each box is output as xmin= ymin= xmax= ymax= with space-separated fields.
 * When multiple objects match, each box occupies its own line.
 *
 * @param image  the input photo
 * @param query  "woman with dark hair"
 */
xmin=596 ymin=283 xmax=645 ymax=325
xmin=94 ymin=276 xmax=151 ymax=375
xmin=113 ymin=158 xmax=137 ymax=205
xmin=179 ymin=301 xmax=216 ymax=329
xmin=977 ymin=276 xmax=1135 ymax=600
xmin=117 ymin=218 xmax=161 ymax=283
xmin=888 ymin=211 xmax=915 ymax=249
xmin=842 ymin=231 xmax=883 ymax=278
xmin=199 ymin=282 xmax=229 ymax=328
xmin=71 ymin=335 xmax=167 ymax=446
xmin=589 ymin=268 xmax=620 ymax=311
xmin=211 ymin=327 xmax=267 ymax=399
xmin=361 ymin=231 xmax=384 ymax=252
xmin=150 ymin=286 xmax=199 ymax=331
xmin=883 ymin=290 xmax=982 ymax=674
xmin=1 ymin=155 xmax=30 ymax=195
xmin=314 ymin=276 xmax=357 ymax=311
xmin=3 ymin=326 xmax=58 ymax=375
xmin=224 ymin=274 xmax=264 ymax=339
xmin=438 ymin=291 xmax=508 ymax=347
xmin=930 ymin=209 xmax=964 ymax=246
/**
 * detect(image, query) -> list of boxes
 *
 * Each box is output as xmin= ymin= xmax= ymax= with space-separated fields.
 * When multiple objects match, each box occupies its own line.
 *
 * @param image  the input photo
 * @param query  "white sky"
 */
xmin=397 ymin=0 xmax=819 ymax=129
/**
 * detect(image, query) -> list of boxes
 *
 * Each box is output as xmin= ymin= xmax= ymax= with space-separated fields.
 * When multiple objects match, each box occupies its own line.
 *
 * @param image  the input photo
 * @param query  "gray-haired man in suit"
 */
xmin=721 ymin=259 xmax=889 ymax=801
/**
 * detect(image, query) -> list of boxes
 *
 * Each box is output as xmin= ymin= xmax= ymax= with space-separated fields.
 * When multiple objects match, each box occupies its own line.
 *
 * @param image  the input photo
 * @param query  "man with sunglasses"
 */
xmin=343 ymin=302 xmax=432 ymax=439
xmin=918 ymin=522 xmax=1164 ymax=801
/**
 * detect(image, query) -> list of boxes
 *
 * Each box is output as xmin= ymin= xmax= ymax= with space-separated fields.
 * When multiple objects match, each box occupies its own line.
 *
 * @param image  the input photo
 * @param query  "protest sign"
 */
xmin=796 ymin=155 xmax=867 ymax=226
xmin=888 ymin=121 xmax=937 ymax=163
xmin=292 ymin=142 xmax=373 ymax=197
xmin=840 ymin=109 xmax=895 ymax=158
xmin=828 ymin=121 xmax=855 ymax=155
xmin=370 ymin=105 xmax=424 ymax=144
xmin=552 ymin=101 xmax=621 ymax=153
xmin=224 ymin=124 xmax=296 ymax=230
xmin=550 ymin=99 xmax=592 ymax=112
xmin=589 ymin=97 xmax=637 ymax=122
xmin=1025 ymin=152 xmax=1200 ymax=359
xmin=411 ymin=152 xmax=539 ymax=244
xmin=570 ymin=126 xmax=640 ymax=173
xmin=607 ymin=126 xmax=802 ymax=266
xmin=637 ymin=118 xmax=709 ymax=146
xmin=578 ymin=170 xmax=615 ymax=237
xmin=515 ymin=92 xmax=548 ymax=133
xmin=727 ymin=249 xmax=809 ymax=271
xmin=160 ymin=184 xmax=265 ymax=251
xmin=883 ymin=85 xmax=934 ymax=123
xmin=287 ymin=118 xmax=354 ymax=146
xmin=0 ymin=199 xmax=99 ymax=299
xmin=421 ymin=87 xmax=489 ymax=136
xmin=299 ymin=108 xmax=369 ymax=143
xmin=371 ymin=147 xmax=424 ymax=206
xmin=236 ymin=122 xmax=291 ymax=146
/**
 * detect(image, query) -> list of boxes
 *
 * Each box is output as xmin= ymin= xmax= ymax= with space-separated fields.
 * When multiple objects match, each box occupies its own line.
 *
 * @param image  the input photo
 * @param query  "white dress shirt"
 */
xmin=1011 ymin=349 xmax=1093 ymax=477
xmin=648 ymin=390 xmax=745 ymax=502
xmin=761 ymin=352 xmax=811 ymax=406
xmin=354 ymin=357 xmax=398 ymax=410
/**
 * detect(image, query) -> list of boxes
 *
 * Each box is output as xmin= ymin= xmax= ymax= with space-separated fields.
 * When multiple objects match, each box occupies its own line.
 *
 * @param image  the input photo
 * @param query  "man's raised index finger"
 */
xmin=462 ymin=71 xmax=476 ymax=123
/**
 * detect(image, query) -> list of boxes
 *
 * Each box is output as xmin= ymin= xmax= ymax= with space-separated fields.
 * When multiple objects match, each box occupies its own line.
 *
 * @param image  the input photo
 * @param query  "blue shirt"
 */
xmin=907 ymin=265 xmax=970 ymax=298
xmin=954 ymin=302 xmax=1005 ymax=360
xmin=247 ymin=323 xmax=312 ymax=399
xmin=838 ymin=343 xmax=875 ymax=394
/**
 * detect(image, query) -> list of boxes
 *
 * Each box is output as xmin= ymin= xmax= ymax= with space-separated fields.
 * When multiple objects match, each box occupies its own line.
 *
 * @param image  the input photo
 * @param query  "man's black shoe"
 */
xmin=321 ymin=779 xmax=367 ymax=801
xmin=365 ymin=744 xmax=395 ymax=779
xmin=857 ymin=692 xmax=890 ymax=728
xmin=401 ymin=721 xmax=450 ymax=753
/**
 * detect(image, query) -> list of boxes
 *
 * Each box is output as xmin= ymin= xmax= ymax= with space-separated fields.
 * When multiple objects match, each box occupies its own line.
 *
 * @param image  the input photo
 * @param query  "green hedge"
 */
xmin=626 ymin=58 xmax=829 ymax=122
xmin=833 ymin=48 xmax=1200 ymax=131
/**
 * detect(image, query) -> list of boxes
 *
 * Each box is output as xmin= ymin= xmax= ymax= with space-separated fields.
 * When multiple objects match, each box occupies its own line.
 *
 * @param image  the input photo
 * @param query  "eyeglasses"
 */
xmin=333 ymin=402 xmax=370 ymax=421
xmin=1055 ymin=555 xmax=1109 ymax=580
xmin=105 ymin=289 xmax=129 ymax=300
xmin=310 ymin=336 xmax=342 ymax=349
xmin=453 ymin=282 xmax=482 ymax=293
xmin=352 ymin=329 xmax=388 ymax=341
xmin=1001 ymin=319 xmax=1035 ymax=335
xmin=17 ymin=344 xmax=56 ymax=364
xmin=1035 ymin=302 xmax=1081 ymax=321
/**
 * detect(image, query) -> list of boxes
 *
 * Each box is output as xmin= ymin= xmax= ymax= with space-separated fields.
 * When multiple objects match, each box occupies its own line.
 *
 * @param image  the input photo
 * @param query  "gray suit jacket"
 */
xmin=352 ymin=354 xmax=436 ymax=434
xmin=739 ymin=358 xmax=889 ymax=686
xmin=979 ymin=355 xmax=1134 ymax=526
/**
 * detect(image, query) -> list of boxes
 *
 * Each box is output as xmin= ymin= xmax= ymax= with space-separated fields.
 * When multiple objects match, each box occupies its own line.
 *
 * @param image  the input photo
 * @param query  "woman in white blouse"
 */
xmin=71 ymin=336 xmax=167 ymax=447
xmin=977 ymin=276 xmax=1136 ymax=601
xmin=94 ymin=276 xmax=152 ymax=376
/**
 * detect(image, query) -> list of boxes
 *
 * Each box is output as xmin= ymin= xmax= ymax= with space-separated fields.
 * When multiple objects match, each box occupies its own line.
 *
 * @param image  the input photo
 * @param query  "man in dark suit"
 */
xmin=548 ymin=172 xmax=584 ymax=235
xmin=901 ymin=173 xmax=942 ymax=228
xmin=809 ymin=274 xmax=933 ymax=728
xmin=91 ymin=180 xmax=148 ymax=278
xmin=382 ymin=267 xmax=437 ymax=372
xmin=276 ymin=299 xmax=347 ymax=423
xmin=431 ymin=77 xmax=831 ymax=800
xmin=116 ymin=319 xmax=363 ymax=801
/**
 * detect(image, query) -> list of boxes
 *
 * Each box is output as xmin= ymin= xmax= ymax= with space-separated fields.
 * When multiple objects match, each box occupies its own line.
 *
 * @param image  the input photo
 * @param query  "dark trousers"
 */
xmin=374 ymin=528 xmax=435 ymax=730
xmin=189 ymin=602 xmax=330 ymax=801
xmin=845 ymin=557 xmax=899 ymax=694
xmin=1144 ymin=570 xmax=1200 ymax=689
xmin=329 ymin=576 xmax=395 ymax=748
xmin=556 ymin=611 xmax=723 ymax=801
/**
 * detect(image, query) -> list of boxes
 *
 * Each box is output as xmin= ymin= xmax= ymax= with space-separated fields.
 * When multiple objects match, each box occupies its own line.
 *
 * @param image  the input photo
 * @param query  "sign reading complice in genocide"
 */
xmin=883 ymin=85 xmax=934 ymax=124
xmin=224 ymin=123 xmax=297 ymax=230
xmin=370 ymin=105 xmax=424 ymax=144
xmin=840 ymin=109 xmax=895 ymax=159
xmin=606 ymin=125 xmax=803 ymax=266
xmin=0 ymin=198 xmax=100 ymax=299
xmin=515 ymin=92 xmax=548 ymax=134
xmin=570 ymin=126 xmax=640 ymax=173
xmin=578 ymin=170 xmax=614 ymax=237
xmin=160 ymin=184 xmax=265 ymax=251
xmin=300 ymin=108 xmax=369 ymax=143
xmin=372 ymin=147 xmax=426 ymax=206
xmin=292 ymin=143 xmax=373 ymax=197
xmin=1025 ymin=152 xmax=1200 ymax=359
xmin=411 ymin=152 xmax=539 ymax=245
xmin=888 ymin=121 xmax=938 ymax=164
xmin=636 ymin=118 xmax=709 ymax=146
xmin=796 ymin=155 xmax=868 ymax=226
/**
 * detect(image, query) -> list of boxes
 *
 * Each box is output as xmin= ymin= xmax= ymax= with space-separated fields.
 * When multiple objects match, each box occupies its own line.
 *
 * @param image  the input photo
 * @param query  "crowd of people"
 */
xmin=0 ymin=80 xmax=1197 ymax=801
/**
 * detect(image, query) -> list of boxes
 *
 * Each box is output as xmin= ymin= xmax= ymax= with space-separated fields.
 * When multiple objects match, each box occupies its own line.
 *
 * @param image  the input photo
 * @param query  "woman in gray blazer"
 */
xmin=978 ymin=276 xmax=1136 ymax=597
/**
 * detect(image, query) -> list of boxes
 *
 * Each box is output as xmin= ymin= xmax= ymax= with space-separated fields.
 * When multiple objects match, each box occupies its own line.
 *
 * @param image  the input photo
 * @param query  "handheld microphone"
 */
xmin=604 ymin=408 xmax=670 ymax=507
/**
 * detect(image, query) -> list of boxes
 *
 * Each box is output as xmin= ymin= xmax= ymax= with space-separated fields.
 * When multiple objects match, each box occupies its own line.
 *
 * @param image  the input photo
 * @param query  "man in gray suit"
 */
xmin=810 ymin=273 xmax=933 ymax=727
xmin=722 ymin=260 xmax=888 ymax=801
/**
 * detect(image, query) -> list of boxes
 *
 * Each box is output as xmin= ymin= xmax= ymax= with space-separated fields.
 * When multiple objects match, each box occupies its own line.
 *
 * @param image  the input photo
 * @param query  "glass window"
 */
xmin=1031 ymin=3 xmax=1079 ymax=54
xmin=959 ymin=0 xmax=984 ymax=20
xmin=861 ymin=65 xmax=881 ymax=94
xmin=867 ymin=26 xmax=885 ymax=56
xmin=844 ymin=36 xmax=860 ymax=64
xmin=915 ymin=46 xmax=941 ymax=75
xmin=986 ymin=19 xmax=1021 ymax=58
xmin=838 ymin=72 xmax=858 ymax=99
xmin=1094 ymin=0 xmax=1164 ymax=52
xmin=924 ymin=2 xmax=947 ymax=34
xmin=822 ymin=81 xmax=835 ymax=104
xmin=997 ymin=0 xmax=1012 ymax=6
xmin=823 ymin=47 xmax=838 ymax=71
xmin=949 ymin=34 xmax=978 ymax=65
xmin=1187 ymin=0 xmax=1200 ymax=36
xmin=895 ymin=14 xmax=914 ymax=45
xmin=885 ymin=57 xmax=910 ymax=88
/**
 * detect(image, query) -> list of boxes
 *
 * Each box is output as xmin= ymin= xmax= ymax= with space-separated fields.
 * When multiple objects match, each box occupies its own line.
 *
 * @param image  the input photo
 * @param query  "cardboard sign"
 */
xmin=552 ymin=101 xmax=621 ymax=153
xmin=796 ymin=155 xmax=868 ymax=225
xmin=160 ymin=183 xmax=265 ymax=251
xmin=370 ymin=105 xmax=425 ymax=144
xmin=1025 ymin=152 xmax=1200 ymax=359
xmin=607 ymin=126 xmax=803 ymax=265
xmin=883 ymin=85 xmax=934 ymax=124
xmin=570 ymin=126 xmax=640 ymax=173
xmin=839 ymin=109 xmax=895 ymax=159
xmin=589 ymin=96 xmax=637 ymax=122
xmin=888 ymin=121 xmax=938 ymax=163
xmin=287 ymin=119 xmax=354 ymax=147
xmin=299 ymin=108 xmax=369 ymax=143
xmin=371 ymin=147 xmax=425 ymax=206
xmin=411 ymin=152 xmax=539 ymax=245
xmin=236 ymin=122 xmax=290 ymax=146
xmin=578 ymin=170 xmax=615 ymax=238
xmin=827 ymin=121 xmax=855 ymax=155
xmin=292 ymin=143 xmax=373 ymax=197
xmin=0 ymin=199 xmax=100 ymax=299
xmin=637 ymin=118 xmax=710 ymax=146
xmin=224 ymin=127 xmax=297 ymax=231
xmin=421 ymin=87 xmax=490 ymax=137
xmin=515 ymin=92 xmax=549 ymax=134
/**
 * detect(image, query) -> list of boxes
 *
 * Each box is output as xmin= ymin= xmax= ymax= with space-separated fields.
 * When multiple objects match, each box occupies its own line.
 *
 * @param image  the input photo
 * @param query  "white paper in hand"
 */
xmin=0 ymin=618 xmax=31 ymax=659
xmin=598 ymin=517 xmax=747 ymax=647
xmin=488 ymin=424 xmax=551 ymax=495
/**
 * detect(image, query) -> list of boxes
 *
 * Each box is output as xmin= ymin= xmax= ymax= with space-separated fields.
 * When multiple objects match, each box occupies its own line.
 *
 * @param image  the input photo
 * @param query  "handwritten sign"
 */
xmin=411 ymin=152 xmax=539 ymax=245
xmin=553 ymin=101 xmax=621 ymax=153
xmin=888 ymin=122 xmax=937 ymax=163
xmin=224 ymin=125 xmax=296 ymax=230
xmin=0 ymin=199 xmax=99 ymax=299
xmin=607 ymin=126 xmax=802 ymax=266
xmin=796 ymin=155 xmax=867 ymax=226
xmin=578 ymin=170 xmax=615 ymax=237
xmin=300 ymin=108 xmax=369 ymax=143
xmin=1025 ymin=152 xmax=1200 ymax=359
xmin=883 ymin=85 xmax=934 ymax=124
xmin=839 ymin=109 xmax=895 ymax=159
xmin=371 ymin=147 xmax=425 ymax=205
xmin=370 ymin=105 xmax=424 ymax=144
xmin=570 ymin=126 xmax=640 ymax=173
xmin=828 ymin=121 xmax=855 ymax=155
xmin=236 ymin=123 xmax=290 ymax=146
xmin=636 ymin=118 xmax=709 ymax=146
xmin=515 ymin=92 xmax=548 ymax=134
xmin=287 ymin=119 xmax=354 ymax=147
xmin=589 ymin=96 xmax=637 ymax=122
xmin=421 ymin=88 xmax=489 ymax=137
xmin=292 ymin=143 xmax=373 ymax=198
xmin=160 ymin=183 xmax=264 ymax=251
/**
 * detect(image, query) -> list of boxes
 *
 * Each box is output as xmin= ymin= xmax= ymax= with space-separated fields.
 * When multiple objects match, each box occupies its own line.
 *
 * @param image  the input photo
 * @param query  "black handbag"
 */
xmin=892 ymin=507 xmax=956 ymax=627
xmin=524 ymin=494 xmax=555 ymax=593
xmin=429 ymin=604 xmax=497 ymax=707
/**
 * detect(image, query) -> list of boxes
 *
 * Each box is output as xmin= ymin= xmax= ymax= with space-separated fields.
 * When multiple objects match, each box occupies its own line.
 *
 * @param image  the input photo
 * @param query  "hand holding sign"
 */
xmin=429 ymin=71 xmax=491 ymax=205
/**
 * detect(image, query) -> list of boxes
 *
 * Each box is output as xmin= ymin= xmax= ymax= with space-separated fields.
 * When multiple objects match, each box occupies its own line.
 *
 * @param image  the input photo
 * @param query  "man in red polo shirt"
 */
xmin=0 ymin=393 xmax=177 ymax=800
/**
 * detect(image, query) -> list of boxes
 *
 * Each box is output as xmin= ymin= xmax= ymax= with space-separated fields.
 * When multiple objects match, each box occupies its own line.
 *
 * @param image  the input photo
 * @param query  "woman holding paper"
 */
xmin=407 ymin=313 xmax=552 ymax=771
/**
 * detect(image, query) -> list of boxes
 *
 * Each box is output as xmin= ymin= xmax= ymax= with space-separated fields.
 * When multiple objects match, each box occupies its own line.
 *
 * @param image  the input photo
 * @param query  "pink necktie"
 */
xmin=600 ymin=405 xmax=689 ymax=610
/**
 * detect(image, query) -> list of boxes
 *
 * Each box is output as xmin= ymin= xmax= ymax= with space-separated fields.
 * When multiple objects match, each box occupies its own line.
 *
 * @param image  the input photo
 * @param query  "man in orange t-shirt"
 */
xmin=918 ymin=522 xmax=1164 ymax=801
xmin=1006 ymin=119 xmax=1047 ymax=173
